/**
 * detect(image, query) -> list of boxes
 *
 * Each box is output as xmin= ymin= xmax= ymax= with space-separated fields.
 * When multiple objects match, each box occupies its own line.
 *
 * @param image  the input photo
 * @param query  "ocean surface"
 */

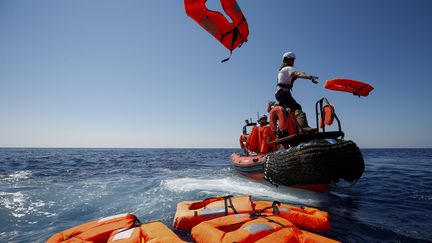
xmin=0 ymin=148 xmax=431 ymax=242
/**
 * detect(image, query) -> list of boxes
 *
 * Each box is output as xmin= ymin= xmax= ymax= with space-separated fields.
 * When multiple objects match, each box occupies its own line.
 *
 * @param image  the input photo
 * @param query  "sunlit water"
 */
xmin=0 ymin=148 xmax=431 ymax=242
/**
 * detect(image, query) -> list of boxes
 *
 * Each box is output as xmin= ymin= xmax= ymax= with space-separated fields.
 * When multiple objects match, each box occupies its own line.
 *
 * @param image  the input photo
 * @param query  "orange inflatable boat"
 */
xmin=232 ymin=97 xmax=365 ymax=192
xmin=191 ymin=213 xmax=339 ymax=243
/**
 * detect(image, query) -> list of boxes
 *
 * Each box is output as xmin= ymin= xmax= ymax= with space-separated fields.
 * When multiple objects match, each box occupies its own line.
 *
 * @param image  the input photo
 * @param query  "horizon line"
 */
xmin=1 ymin=146 xmax=431 ymax=150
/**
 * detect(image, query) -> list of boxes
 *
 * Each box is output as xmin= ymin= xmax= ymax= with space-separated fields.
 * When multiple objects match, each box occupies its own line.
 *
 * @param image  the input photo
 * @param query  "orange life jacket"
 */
xmin=324 ymin=78 xmax=374 ymax=97
xmin=259 ymin=126 xmax=276 ymax=154
xmin=107 ymin=221 xmax=186 ymax=243
xmin=244 ymin=126 xmax=275 ymax=154
xmin=173 ymin=195 xmax=253 ymax=230
xmin=191 ymin=213 xmax=339 ymax=243
xmin=239 ymin=134 xmax=249 ymax=149
xmin=47 ymin=213 xmax=139 ymax=243
xmin=269 ymin=106 xmax=300 ymax=136
xmin=184 ymin=0 xmax=249 ymax=61
xmin=245 ymin=126 xmax=260 ymax=153
xmin=320 ymin=104 xmax=335 ymax=128
xmin=254 ymin=201 xmax=331 ymax=231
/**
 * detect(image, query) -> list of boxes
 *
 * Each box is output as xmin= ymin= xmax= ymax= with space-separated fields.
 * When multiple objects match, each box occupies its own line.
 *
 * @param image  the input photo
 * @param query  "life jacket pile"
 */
xmin=191 ymin=213 xmax=339 ymax=243
xmin=47 ymin=213 xmax=185 ymax=243
xmin=173 ymin=195 xmax=253 ymax=230
xmin=47 ymin=195 xmax=338 ymax=243
xmin=243 ymin=125 xmax=276 ymax=154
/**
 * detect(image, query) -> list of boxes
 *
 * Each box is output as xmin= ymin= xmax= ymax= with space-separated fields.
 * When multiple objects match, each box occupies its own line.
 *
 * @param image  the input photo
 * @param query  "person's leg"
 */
xmin=275 ymin=90 xmax=299 ymax=110
xmin=283 ymin=93 xmax=316 ymax=133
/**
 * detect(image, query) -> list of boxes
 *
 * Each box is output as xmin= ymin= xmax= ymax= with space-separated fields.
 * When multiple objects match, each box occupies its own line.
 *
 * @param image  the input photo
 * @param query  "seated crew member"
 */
xmin=258 ymin=115 xmax=268 ymax=127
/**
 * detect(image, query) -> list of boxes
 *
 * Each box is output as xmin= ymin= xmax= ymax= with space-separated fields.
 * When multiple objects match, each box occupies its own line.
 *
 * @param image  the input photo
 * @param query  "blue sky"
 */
xmin=0 ymin=0 xmax=431 ymax=148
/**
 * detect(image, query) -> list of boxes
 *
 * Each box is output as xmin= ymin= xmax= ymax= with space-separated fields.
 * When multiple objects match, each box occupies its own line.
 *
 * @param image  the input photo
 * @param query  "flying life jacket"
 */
xmin=107 ymin=221 xmax=186 ymax=243
xmin=320 ymin=104 xmax=335 ymax=128
xmin=173 ymin=195 xmax=253 ymax=230
xmin=254 ymin=201 xmax=331 ymax=232
xmin=324 ymin=78 xmax=374 ymax=97
xmin=269 ymin=106 xmax=300 ymax=137
xmin=184 ymin=0 xmax=249 ymax=62
xmin=46 ymin=213 xmax=139 ymax=243
xmin=191 ymin=213 xmax=339 ymax=243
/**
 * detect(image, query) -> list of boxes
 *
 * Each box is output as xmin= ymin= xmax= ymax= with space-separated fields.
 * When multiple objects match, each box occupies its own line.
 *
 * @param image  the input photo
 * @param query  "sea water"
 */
xmin=0 ymin=148 xmax=431 ymax=242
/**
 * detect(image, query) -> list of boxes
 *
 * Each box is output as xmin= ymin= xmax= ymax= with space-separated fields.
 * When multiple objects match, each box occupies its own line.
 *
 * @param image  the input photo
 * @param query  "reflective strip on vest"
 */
xmin=98 ymin=213 xmax=128 ymax=223
xmin=201 ymin=206 xmax=226 ymax=218
xmin=112 ymin=228 xmax=135 ymax=240
xmin=280 ymin=208 xmax=290 ymax=213
xmin=244 ymin=223 xmax=274 ymax=234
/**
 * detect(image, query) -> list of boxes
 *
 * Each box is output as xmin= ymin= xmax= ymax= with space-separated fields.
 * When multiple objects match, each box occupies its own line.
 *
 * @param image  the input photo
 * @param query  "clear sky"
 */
xmin=1 ymin=0 xmax=431 ymax=148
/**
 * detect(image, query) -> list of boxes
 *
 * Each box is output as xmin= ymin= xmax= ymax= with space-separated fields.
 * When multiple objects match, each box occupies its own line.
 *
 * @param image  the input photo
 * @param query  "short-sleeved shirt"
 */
xmin=275 ymin=65 xmax=296 ymax=94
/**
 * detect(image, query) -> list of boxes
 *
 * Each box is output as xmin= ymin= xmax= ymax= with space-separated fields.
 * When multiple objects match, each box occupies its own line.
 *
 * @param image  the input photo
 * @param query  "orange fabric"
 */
xmin=173 ymin=195 xmax=253 ymax=230
xmin=269 ymin=106 xmax=299 ymax=136
xmin=239 ymin=134 xmax=248 ymax=149
xmin=255 ymin=227 xmax=339 ymax=243
xmin=259 ymin=126 xmax=276 ymax=153
xmin=107 ymin=221 xmax=186 ymax=243
xmin=46 ymin=214 xmax=138 ymax=243
xmin=320 ymin=104 xmax=335 ymax=128
xmin=254 ymin=201 xmax=331 ymax=231
xmin=246 ymin=126 xmax=260 ymax=153
xmin=244 ymin=126 xmax=275 ymax=154
xmin=191 ymin=214 xmax=339 ymax=243
xmin=184 ymin=0 xmax=249 ymax=51
xmin=324 ymin=78 xmax=374 ymax=97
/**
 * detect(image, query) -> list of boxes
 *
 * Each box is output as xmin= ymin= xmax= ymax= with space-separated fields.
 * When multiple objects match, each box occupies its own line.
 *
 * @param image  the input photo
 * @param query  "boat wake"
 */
xmin=163 ymin=177 xmax=325 ymax=206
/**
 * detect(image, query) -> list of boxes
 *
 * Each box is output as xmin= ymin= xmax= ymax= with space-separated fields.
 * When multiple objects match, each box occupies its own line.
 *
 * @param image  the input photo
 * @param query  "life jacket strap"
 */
xmin=221 ymin=16 xmax=247 ymax=63
xmin=250 ymin=213 xmax=287 ymax=228
xmin=353 ymin=83 xmax=370 ymax=97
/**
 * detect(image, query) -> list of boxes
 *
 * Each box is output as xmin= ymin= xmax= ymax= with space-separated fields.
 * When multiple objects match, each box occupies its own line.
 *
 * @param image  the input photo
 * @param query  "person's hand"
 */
xmin=311 ymin=76 xmax=319 ymax=84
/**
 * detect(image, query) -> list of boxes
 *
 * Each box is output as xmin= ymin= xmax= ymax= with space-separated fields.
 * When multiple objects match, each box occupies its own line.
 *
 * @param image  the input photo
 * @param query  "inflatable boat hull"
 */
xmin=231 ymin=153 xmax=329 ymax=192
xmin=231 ymin=139 xmax=364 ymax=192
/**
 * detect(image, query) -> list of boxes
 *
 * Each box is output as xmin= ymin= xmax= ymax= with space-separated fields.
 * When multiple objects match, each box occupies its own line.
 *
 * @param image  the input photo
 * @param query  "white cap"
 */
xmin=283 ymin=52 xmax=296 ymax=59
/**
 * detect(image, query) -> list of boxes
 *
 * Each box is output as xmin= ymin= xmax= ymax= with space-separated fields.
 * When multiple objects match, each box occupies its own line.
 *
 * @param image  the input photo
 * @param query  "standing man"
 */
xmin=275 ymin=52 xmax=318 ymax=133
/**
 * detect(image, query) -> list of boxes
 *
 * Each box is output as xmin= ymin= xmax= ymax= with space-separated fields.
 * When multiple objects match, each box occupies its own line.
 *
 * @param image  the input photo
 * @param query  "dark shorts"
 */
xmin=275 ymin=90 xmax=302 ymax=111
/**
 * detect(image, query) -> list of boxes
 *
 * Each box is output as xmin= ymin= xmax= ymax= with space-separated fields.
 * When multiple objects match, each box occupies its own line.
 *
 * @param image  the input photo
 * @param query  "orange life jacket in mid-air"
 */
xmin=324 ymin=78 xmax=374 ymax=97
xmin=184 ymin=0 xmax=249 ymax=62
